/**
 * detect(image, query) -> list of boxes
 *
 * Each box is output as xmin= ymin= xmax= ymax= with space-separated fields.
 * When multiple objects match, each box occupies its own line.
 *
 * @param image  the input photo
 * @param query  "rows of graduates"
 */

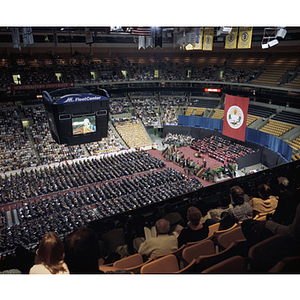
xmin=0 ymin=151 xmax=203 ymax=255
xmin=1 ymin=172 xmax=299 ymax=273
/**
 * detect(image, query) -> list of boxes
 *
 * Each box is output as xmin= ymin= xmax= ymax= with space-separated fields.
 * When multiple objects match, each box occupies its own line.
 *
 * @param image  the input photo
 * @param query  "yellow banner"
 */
xmin=194 ymin=27 xmax=203 ymax=49
xmin=238 ymin=27 xmax=253 ymax=49
xmin=185 ymin=27 xmax=203 ymax=50
xmin=203 ymin=27 xmax=214 ymax=51
xmin=225 ymin=27 xmax=238 ymax=49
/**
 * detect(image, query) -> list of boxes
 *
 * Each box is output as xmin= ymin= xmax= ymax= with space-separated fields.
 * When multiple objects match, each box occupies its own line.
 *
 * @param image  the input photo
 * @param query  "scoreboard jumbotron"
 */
xmin=42 ymin=87 xmax=109 ymax=145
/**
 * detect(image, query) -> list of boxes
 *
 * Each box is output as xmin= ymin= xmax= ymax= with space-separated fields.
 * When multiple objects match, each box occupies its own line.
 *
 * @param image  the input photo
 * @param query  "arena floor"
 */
xmin=148 ymin=133 xmax=267 ymax=187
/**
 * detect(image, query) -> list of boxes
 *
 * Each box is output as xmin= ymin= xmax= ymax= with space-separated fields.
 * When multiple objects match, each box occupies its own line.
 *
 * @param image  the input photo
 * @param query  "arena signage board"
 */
xmin=6 ymin=82 xmax=74 ymax=91
xmin=56 ymin=93 xmax=107 ymax=104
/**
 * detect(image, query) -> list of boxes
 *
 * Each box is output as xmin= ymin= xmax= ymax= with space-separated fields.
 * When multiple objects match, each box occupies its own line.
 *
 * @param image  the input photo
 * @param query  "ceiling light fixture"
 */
xmin=261 ymin=27 xmax=287 ymax=49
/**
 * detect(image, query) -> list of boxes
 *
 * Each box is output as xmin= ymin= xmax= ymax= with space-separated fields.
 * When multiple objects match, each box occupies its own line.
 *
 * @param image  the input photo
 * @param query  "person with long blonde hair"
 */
xmin=29 ymin=232 xmax=69 ymax=274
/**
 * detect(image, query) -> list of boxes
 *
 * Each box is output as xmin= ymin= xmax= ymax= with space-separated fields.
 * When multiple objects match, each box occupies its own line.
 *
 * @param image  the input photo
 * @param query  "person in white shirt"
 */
xmin=29 ymin=232 xmax=69 ymax=274
xmin=138 ymin=219 xmax=178 ymax=258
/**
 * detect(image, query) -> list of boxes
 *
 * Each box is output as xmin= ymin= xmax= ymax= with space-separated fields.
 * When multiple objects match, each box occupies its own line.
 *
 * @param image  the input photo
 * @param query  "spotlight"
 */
xmin=268 ymin=39 xmax=279 ymax=47
xmin=261 ymin=27 xmax=285 ymax=49
xmin=217 ymin=26 xmax=232 ymax=36
xmin=276 ymin=28 xmax=287 ymax=39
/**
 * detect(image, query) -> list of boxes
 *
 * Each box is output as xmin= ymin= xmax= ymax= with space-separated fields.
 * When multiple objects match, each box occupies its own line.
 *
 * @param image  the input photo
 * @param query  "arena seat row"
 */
xmin=247 ymin=104 xmax=277 ymax=118
xmin=101 ymin=221 xmax=297 ymax=274
xmin=259 ymin=120 xmax=296 ymax=137
xmin=271 ymin=110 xmax=300 ymax=126
xmin=1 ymin=52 xmax=300 ymax=89
xmin=114 ymin=119 xmax=153 ymax=148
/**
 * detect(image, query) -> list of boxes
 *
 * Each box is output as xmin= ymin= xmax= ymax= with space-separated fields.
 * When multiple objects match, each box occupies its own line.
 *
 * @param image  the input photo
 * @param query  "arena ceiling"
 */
xmin=0 ymin=26 xmax=300 ymax=57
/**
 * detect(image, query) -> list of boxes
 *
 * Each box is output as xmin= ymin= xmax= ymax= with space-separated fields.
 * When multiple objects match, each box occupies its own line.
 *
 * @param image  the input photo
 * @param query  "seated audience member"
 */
xmin=220 ymin=186 xmax=253 ymax=229
xmin=177 ymin=206 xmax=209 ymax=247
xmin=29 ymin=232 xmax=70 ymax=274
xmin=201 ymin=195 xmax=232 ymax=224
xmin=269 ymin=177 xmax=300 ymax=225
xmin=242 ymin=202 xmax=300 ymax=255
xmin=162 ymin=203 xmax=184 ymax=233
xmin=64 ymin=227 xmax=103 ymax=274
xmin=125 ymin=215 xmax=146 ymax=255
xmin=138 ymin=219 xmax=178 ymax=258
xmin=147 ymin=207 xmax=162 ymax=229
xmin=14 ymin=245 xmax=35 ymax=274
xmin=105 ymin=269 xmax=133 ymax=274
xmin=0 ymin=268 xmax=22 ymax=274
xmin=265 ymin=202 xmax=300 ymax=255
xmin=248 ymin=183 xmax=278 ymax=217
xmin=101 ymin=220 xmax=126 ymax=255
xmin=0 ymin=245 xmax=35 ymax=274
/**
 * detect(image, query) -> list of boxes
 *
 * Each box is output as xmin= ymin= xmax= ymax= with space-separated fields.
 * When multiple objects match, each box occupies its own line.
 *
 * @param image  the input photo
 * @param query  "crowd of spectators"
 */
xmin=1 ymin=169 xmax=299 ymax=273
xmin=0 ymin=101 xmax=135 ymax=172
xmin=0 ymin=52 xmax=299 ymax=274
xmin=0 ymin=104 xmax=38 ymax=172
xmin=109 ymin=98 xmax=130 ymax=115
xmin=163 ymin=133 xmax=195 ymax=147
xmin=190 ymin=135 xmax=256 ymax=164
xmin=131 ymin=97 xmax=158 ymax=126
xmin=0 ymin=93 xmax=187 ymax=173
xmin=160 ymin=96 xmax=186 ymax=107
xmin=108 ymin=94 xmax=186 ymax=128
xmin=0 ymin=150 xmax=166 ymax=204
xmin=0 ymin=151 xmax=202 ymax=255
xmin=113 ymin=117 xmax=153 ymax=148
xmin=0 ymin=52 xmax=255 ymax=89
xmin=0 ymin=63 xmax=13 ymax=88
xmin=85 ymin=126 xmax=127 ymax=156
xmin=161 ymin=107 xmax=177 ymax=126
xmin=219 ymin=67 xmax=251 ymax=84
xmin=160 ymin=96 xmax=185 ymax=126
xmin=23 ymin=104 xmax=86 ymax=165
xmin=191 ymin=66 xmax=218 ymax=81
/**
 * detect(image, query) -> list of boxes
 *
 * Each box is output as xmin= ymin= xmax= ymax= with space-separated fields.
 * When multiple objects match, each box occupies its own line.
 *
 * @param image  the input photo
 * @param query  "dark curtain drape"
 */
xmin=174 ymin=115 xmax=293 ymax=162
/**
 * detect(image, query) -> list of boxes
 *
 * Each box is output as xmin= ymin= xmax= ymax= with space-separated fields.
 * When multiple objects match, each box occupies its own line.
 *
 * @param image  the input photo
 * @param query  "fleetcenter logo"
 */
xmin=62 ymin=96 xmax=102 ymax=103
xmin=226 ymin=105 xmax=244 ymax=129
xmin=64 ymin=97 xmax=74 ymax=103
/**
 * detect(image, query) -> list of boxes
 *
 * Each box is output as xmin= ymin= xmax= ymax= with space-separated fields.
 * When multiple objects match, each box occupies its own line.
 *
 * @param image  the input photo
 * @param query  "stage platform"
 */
xmin=147 ymin=135 xmax=268 ymax=188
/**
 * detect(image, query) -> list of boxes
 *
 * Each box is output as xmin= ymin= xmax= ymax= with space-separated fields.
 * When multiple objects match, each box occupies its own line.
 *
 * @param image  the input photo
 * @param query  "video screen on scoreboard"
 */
xmin=72 ymin=115 xmax=96 ymax=135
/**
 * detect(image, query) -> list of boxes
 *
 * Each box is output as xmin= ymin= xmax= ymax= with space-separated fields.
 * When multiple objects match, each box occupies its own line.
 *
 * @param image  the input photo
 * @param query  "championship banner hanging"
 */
xmin=22 ymin=27 xmax=34 ymax=47
xmin=194 ymin=27 xmax=203 ymax=50
xmin=154 ymin=27 xmax=163 ymax=48
xmin=173 ymin=27 xmax=184 ymax=48
xmin=203 ymin=27 xmax=214 ymax=51
xmin=138 ymin=36 xmax=145 ymax=49
xmin=222 ymin=94 xmax=249 ymax=141
xmin=185 ymin=27 xmax=196 ymax=48
xmin=238 ymin=27 xmax=253 ymax=49
xmin=11 ymin=28 xmax=21 ymax=51
xmin=225 ymin=27 xmax=238 ymax=49
xmin=146 ymin=35 xmax=153 ymax=48
xmin=85 ymin=28 xmax=93 ymax=44
xmin=185 ymin=27 xmax=203 ymax=50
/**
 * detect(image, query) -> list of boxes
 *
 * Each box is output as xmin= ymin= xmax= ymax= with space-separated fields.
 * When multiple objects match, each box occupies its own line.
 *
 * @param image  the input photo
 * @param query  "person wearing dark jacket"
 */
xmin=177 ymin=206 xmax=209 ymax=247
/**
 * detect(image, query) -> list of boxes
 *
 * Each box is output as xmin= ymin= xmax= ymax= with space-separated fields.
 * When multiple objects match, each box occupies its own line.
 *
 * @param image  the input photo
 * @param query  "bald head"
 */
xmin=155 ymin=219 xmax=170 ymax=234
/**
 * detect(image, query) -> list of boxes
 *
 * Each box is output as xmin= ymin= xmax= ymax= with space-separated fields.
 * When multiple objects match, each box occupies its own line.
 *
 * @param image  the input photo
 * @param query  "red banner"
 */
xmin=222 ymin=94 xmax=249 ymax=142
xmin=6 ymin=82 xmax=74 ymax=91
